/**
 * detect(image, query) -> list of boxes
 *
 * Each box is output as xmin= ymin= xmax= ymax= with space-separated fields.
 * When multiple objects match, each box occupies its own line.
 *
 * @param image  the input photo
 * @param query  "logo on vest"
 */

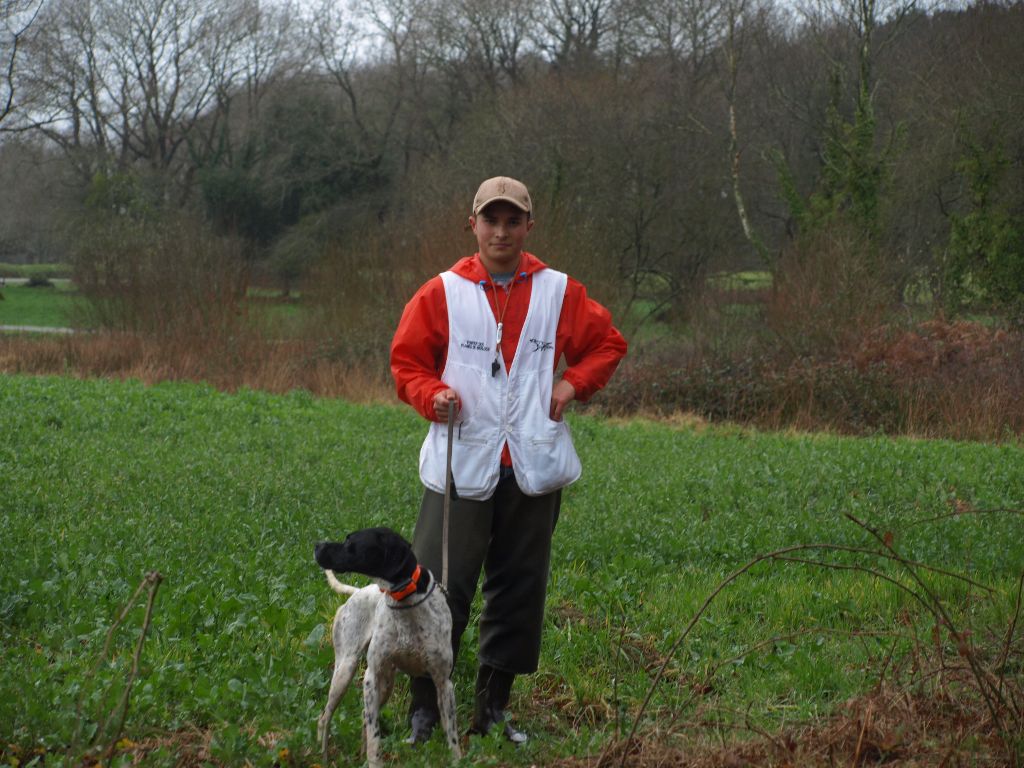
xmin=528 ymin=338 xmax=554 ymax=352
xmin=461 ymin=340 xmax=491 ymax=352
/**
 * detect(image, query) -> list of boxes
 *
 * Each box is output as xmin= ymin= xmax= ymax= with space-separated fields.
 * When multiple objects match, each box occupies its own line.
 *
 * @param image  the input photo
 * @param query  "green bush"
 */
xmin=945 ymin=131 xmax=1024 ymax=324
xmin=0 ymin=262 xmax=72 ymax=279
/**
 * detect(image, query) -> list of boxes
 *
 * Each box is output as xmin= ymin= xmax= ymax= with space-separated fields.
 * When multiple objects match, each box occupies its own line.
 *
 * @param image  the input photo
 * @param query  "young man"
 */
xmin=390 ymin=176 xmax=626 ymax=743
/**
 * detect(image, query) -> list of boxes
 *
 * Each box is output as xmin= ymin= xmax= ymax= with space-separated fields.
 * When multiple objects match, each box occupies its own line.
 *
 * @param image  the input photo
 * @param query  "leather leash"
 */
xmin=442 ymin=398 xmax=455 ymax=591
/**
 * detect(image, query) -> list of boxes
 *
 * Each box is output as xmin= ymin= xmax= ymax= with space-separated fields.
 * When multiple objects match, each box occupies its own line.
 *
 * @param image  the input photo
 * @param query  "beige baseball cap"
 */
xmin=471 ymin=176 xmax=532 ymax=216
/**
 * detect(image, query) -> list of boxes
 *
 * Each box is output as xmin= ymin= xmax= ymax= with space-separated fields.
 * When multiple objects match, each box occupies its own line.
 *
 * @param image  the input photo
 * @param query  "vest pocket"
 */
xmin=437 ymin=422 xmax=487 ymax=446
xmin=521 ymin=420 xmax=581 ymax=495
xmin=527 ymin=418 xmax=569 ymax=447
xmin=451 ymin=426 xmax=499 ymax=497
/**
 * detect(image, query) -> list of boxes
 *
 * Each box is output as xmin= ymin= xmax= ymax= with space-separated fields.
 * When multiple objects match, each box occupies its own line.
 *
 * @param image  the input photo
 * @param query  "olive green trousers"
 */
xmin=412 ymin=474 xmax=560 ymax=674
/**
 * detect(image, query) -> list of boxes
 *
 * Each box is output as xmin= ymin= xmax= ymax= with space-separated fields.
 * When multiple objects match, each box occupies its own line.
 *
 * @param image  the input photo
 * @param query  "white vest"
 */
xmin=418 ymin=268 xmax=582 ymax=500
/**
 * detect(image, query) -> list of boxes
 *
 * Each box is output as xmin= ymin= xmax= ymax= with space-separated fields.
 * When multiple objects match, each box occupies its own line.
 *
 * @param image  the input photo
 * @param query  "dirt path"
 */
xmin=0 ymin=325 xmax=76 ymax=334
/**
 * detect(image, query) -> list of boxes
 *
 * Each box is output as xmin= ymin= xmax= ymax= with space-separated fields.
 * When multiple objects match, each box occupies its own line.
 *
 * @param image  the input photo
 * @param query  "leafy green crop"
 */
xmin=1 ymin=375 xmax=1021 ymax=766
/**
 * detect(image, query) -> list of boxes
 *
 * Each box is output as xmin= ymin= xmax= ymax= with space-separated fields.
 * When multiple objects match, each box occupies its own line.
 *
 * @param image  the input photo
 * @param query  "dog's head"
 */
xmin=314 ymin=526 xmax=417 ymax=583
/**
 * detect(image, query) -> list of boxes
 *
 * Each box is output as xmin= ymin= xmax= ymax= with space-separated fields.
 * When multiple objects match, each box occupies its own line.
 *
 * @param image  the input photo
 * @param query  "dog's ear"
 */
xmin=374 ymin=529 xmax=397 ymax=567
xmin=366 ymin=528 xmax=416 ymax=580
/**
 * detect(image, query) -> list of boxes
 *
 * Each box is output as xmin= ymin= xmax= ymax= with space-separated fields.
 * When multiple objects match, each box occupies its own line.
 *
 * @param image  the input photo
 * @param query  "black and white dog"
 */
xmin=313 ymin=527 xmax=460 ymax=767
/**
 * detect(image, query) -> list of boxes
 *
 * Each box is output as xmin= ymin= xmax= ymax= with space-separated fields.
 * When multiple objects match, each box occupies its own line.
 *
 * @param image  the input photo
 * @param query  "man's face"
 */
xmin=470 ymin=201 xmax=534 ymax=273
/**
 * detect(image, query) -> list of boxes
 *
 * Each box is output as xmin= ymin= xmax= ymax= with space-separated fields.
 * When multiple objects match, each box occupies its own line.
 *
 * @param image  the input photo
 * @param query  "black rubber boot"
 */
xmin=469 ymin=664 xmax=528 ymax=744
xmin=405 ymin=676 xmax=439 ymax=745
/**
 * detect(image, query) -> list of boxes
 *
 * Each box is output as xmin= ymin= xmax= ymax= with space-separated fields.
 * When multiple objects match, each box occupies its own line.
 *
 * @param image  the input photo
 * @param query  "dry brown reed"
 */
xmin=0 ymin=332 xmax=396 ymax=404
xmin=555 ymin=679 xmax=1014 ymax=767
xmin=5 ymin=314 xmax=1023 ymax=441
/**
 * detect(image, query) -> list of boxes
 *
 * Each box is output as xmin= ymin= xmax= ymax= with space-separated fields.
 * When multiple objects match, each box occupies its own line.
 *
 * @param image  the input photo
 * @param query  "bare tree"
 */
xmin=235 ymin=0 xmax=302 ymax=121
xmin=188 ymin=0 xmax=304 ymax=169
xmin=451 ymin=0 xmax=535 ymax=89
xmin=0 ymin=0 xmax=43 ymax=126
xmin=795 ymin=0 xmax=922 ymax=112
xmin=101 ymin=0 xmax=228 ymax=173
xmin=18 ymin=0 xmax=114 ymax=175
xmin=16 ymin=0 xmax=278 ymax=189
xmin=313 ymin=0 xmax=478 ymax=175
xmin=635 ymin=0 xmax=726 ymax=74
xmin=722 ymin=0 xmax=771 ymax=264
xmin=533 ymin=0 xmax=622 ymax=69
xmin=311 ymin=0 xmax=405 ymax=170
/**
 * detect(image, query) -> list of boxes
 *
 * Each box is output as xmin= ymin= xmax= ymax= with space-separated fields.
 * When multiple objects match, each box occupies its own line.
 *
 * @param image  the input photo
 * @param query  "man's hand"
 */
xmin=550 ymin=379 xmax=576 ymax=421
xmin=432 ymin=388 xmax=460 ymax=421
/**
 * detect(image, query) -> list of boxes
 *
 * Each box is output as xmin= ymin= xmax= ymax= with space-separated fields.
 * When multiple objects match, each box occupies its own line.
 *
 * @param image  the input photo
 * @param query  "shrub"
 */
xmin=24 ymin=274 xmax=54 ymax=288
xmin=591 ymin=319 xmax=1024 ymax=440
xmin=851 ymin=320 xmax=1024 ymax=438
xmin=765 ymin=225 xmax=892 ymax=360
xmin=70 ymin=214 xmax=247 ymax=339
xmin=0 ymin=263 xmax=72 ymax=279
xmin=301 ymin=202 xmax=467 ymax=367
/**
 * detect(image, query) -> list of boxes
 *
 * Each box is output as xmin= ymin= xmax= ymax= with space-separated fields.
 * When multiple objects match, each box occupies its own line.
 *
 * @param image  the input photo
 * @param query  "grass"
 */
xmin=2 ymin=374 xmax=1022 ymax=766
xmin=246 ymin=296 xmax=309 ymax=339
xmin=707 ymin=270 xmax=772 ymax=290
xmin=0 ymin=281 xmax=306 ymax=337
xmin=0 ymin=281 xmax=84 ymax=329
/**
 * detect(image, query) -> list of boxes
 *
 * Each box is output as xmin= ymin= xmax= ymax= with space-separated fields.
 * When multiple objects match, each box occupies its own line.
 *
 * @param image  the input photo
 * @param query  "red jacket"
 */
xmin=391 ymin=252 xmax=627 ymax=459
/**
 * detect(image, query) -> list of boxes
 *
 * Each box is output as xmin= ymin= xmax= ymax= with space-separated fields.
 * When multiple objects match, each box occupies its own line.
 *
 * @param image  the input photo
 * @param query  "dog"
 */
xmin=313 ymin=527 xmax=460 ymax=767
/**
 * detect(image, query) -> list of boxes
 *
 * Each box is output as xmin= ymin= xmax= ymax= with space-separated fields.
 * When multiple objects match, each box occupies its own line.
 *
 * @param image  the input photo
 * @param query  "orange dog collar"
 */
xmin=383 ymin=564 xmax=422 ymax=601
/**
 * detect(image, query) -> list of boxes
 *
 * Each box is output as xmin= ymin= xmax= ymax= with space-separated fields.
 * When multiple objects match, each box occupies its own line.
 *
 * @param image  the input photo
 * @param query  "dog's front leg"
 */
xmin=318 ymin=649 xmax=360 ymax=762
xmin=362 ymin=667 xmax=385 ymax=768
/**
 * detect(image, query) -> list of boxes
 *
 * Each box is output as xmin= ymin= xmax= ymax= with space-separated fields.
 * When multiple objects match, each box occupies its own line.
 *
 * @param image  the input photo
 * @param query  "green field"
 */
xmin=2 ymin=375 xmax=1022 ymax=766
xmin=0 ymin=281 xmax=305 ymax=336
xmin=0 ymin=281 xmax=83 ymax=329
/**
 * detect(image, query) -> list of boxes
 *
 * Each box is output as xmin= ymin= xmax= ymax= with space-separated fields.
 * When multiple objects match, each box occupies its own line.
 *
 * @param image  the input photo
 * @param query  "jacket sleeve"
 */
xmin=557 ymin=277 xmax=627 ymax=402
xmin=390 ymin=276 xmax=451 ymax=421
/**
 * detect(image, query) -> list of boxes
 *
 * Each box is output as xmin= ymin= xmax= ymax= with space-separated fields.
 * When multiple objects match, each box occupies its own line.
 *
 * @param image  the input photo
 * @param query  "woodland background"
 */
xmin=1 ymin=0 xmax=1022 ymax=439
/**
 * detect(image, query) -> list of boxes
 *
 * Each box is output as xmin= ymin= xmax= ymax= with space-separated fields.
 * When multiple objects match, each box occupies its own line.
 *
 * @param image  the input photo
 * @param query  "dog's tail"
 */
xmin=323 ymin=569 xmax=360 ymax=596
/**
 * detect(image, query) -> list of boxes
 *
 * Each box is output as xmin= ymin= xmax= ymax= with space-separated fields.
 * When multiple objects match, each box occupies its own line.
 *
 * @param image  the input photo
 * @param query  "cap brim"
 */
xmin=474 ymin=196 xmax=531 ymax=215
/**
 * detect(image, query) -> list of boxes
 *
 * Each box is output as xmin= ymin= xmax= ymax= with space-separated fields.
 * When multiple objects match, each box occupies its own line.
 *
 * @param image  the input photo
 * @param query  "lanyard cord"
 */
xmin=487 ymin=275 xmax=515 ymax=377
